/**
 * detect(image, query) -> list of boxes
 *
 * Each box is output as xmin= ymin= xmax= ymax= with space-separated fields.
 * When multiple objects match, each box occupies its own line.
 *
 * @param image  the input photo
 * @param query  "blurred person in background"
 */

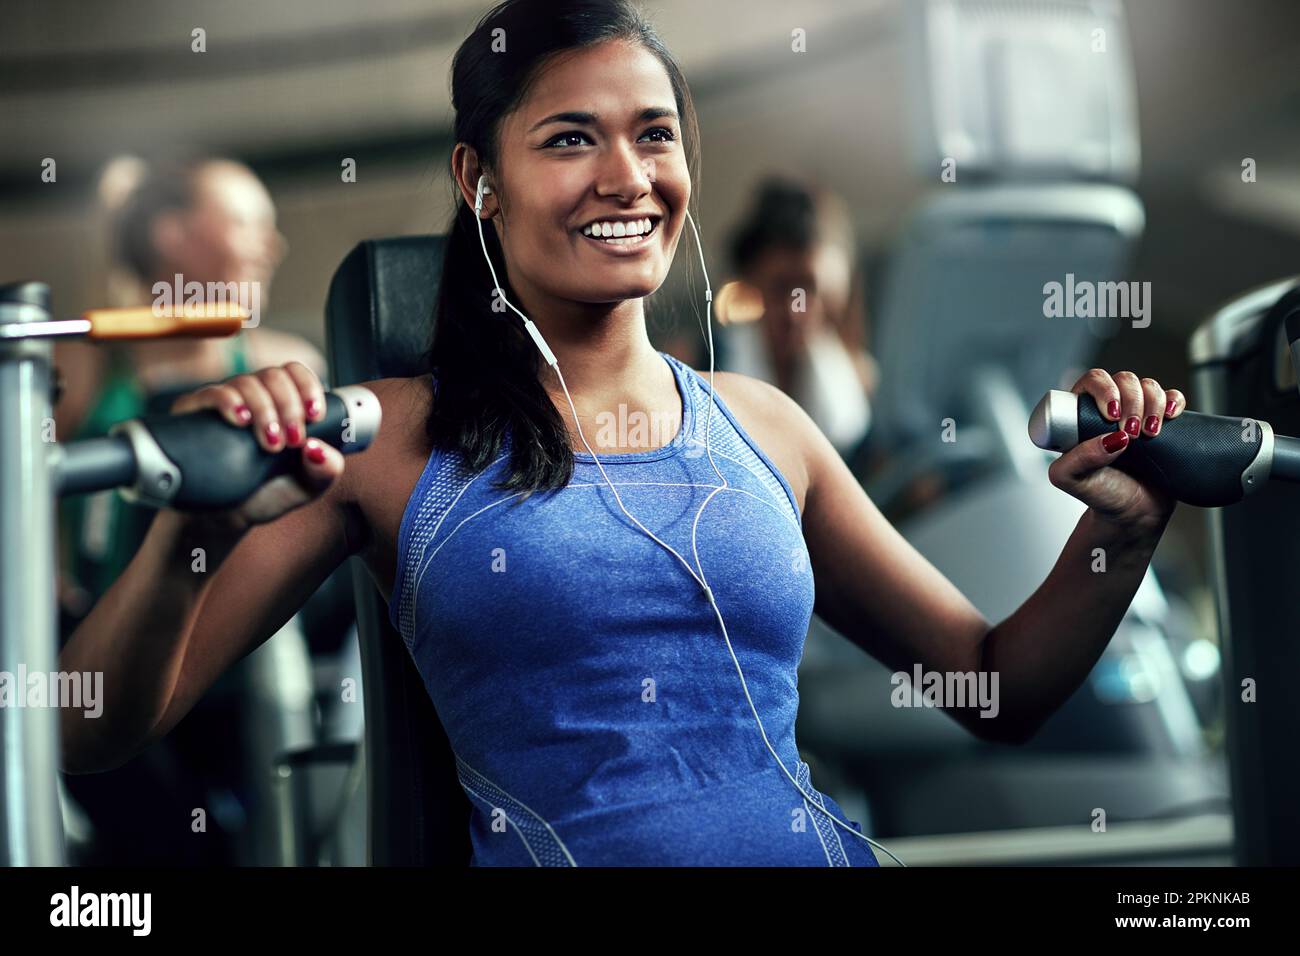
xmin=52 ymin=155 xmax=326 ymax=864
xmin=719 ymin=175 xmax=878 ymax=459
xmin=57 ymin=155 xmax=324 ymax=611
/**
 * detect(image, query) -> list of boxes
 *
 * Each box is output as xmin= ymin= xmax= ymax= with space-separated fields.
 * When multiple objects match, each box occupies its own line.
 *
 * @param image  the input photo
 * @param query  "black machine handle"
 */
xmin=1028 ymin=389 xmax=1300 ymax=507
xmin=56 ymin=385 xmax=380 ymax=510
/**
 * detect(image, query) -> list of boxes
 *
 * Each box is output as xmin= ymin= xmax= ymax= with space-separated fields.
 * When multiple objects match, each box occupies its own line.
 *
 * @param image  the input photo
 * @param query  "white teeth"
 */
xmin=585 ymin=218 xmax=655 ymax=238
xmin=582 ymin=218 xmax=657 ymax=242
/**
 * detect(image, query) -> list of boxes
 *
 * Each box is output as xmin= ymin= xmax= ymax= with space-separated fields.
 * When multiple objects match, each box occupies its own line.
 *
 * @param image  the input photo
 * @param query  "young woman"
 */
xmin=59 ymin=0 xmax=1185 ymax=867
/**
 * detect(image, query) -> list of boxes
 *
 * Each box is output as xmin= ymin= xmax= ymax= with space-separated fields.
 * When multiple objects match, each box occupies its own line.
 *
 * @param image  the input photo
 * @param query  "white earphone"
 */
xmin=469 ymin=172 xmax=904 ymax=866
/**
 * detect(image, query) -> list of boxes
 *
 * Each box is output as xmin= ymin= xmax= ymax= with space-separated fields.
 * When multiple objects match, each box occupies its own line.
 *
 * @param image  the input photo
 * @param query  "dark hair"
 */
xmin=426 ymin=0 xmax=701 ymax=498
xmin=728 ymin=175 xmax=853 ymax=275
xmin=110 ymin=154 xmax=220 ymax=285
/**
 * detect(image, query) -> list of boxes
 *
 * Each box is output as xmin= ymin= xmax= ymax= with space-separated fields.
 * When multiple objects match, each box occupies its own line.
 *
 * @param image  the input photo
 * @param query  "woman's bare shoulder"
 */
xmin=701 ymin=368 xmax=784 ymax=409
xmin=340 ymin=374 xmax=434 ymax=475
xmin=357 ymin=373 xmax=434 ymax=418
xmin=332 ymin=374 xmax=435 ymax=594
xmin=332 ymin=374 xmax=431 ymax=501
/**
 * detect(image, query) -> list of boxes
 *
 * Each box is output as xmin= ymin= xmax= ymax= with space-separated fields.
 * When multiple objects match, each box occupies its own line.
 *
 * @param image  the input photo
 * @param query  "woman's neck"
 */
xmin=522 ymin=295 xmax=652 ymax=385
xmin=522 ymin=295 xmax=679 ymax=447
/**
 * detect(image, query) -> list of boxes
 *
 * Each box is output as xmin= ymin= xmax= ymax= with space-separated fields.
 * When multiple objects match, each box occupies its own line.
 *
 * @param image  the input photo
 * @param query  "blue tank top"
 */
xmin=389 ymin=351 xmax=879 ymax=867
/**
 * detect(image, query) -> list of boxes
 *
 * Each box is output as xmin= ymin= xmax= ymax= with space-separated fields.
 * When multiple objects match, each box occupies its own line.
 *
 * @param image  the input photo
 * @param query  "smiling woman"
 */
xmin=402 ymin=0 xmax=891 ymax=867
xmin=427 ymin=0 xmax=701 ymax=495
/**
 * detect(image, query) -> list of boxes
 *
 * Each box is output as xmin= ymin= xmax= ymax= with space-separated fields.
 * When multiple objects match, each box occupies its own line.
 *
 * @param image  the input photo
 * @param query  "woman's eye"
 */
xmin=544 ymin=128 xmax=675 ymax=148
xmin=545 ymin=132 xmax=591 ymax=148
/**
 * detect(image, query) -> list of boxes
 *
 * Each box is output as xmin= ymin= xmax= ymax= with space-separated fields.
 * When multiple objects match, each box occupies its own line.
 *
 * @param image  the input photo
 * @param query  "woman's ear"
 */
xmin=452 ymin=143 xmax=497 ymax=218
xmin=475 ymin=174 xmax=499 ymax=219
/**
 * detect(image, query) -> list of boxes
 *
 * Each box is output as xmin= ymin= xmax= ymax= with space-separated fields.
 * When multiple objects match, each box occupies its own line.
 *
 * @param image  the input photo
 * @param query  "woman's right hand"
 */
xmin=169 ymin=361 xmax=346 ymax=530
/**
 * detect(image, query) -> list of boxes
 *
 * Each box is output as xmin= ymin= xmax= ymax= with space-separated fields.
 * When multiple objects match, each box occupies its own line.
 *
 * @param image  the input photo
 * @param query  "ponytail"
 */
xmin=425 ymin=198 xmax=574 ymax=498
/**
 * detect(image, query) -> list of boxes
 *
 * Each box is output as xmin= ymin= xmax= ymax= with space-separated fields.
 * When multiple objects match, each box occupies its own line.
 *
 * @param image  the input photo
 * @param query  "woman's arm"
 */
xmin=976 ymin=508 xmax=1169 ymax=743
xmin=793 ymin=368 xmax=1183 ymax=745
xmin=58 ymin=363 xmax=357 ymax=773
xmin=797 ymin=400 xmax=997 ymax=738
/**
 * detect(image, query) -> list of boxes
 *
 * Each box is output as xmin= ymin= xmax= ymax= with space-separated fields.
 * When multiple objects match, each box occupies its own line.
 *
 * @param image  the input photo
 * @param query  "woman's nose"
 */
xmin=596 ymin=142 xmax=654 ymax=200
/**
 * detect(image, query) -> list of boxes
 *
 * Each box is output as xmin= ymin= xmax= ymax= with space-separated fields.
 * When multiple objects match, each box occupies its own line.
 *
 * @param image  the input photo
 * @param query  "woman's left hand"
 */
xmin=1047 ymin=368 xmax=1186 ymax=535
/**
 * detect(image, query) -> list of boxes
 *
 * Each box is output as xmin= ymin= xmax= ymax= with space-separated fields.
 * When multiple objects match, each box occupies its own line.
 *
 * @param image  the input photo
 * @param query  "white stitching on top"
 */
xmin=457 ymin=781 xmax=542 ymax=866
xmin=683 ymin=371 xmax=801 ymax=525
xmin=455 ymin=754 xmax=578 ymax=867
xmin=412 ymin=480 xmax=803 ymax=593
xmin=797 ymin=761 xmax=833 ymax=866
xmin=804 ymin=793 xmax=834 ymax=866
xmin=566 ymin=479 xmax=791 ymax=525
xmin=680 ymin=439 xmax=798 ymax=528
xmin=797 ymin=760 xmax=850 ymax=866
xmin=397 ymin=452 xmax=508 ymax=648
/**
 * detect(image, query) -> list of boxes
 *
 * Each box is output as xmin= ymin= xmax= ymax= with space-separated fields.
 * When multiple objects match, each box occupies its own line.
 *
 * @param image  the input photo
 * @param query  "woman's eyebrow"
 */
xmin=528 ymin=107 xmax=679 ymax=132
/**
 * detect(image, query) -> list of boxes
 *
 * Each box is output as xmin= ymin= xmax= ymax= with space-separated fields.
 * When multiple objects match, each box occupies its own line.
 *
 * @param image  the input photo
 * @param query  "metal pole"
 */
xmin=0 ymin=282 xmax=67 ymax=865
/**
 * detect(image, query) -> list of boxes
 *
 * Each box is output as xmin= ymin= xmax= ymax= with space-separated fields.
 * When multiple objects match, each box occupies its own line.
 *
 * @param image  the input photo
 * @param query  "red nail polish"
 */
xmin=1125 ymin=416 xmax=1140 ymax=437
xmin=1166 ymin=399 xmax=1176 ymax=417
xmin=306 ymin=398 xmax=321 ymax=419
xmin=305 ymin=440 xmax=326 ymax=464
xmin=235 ymin=404 xmax=252 ymax=423
xmin=264 ymin=421 xmax=281 ymax=445
xmin=1107 ymin=399 xmax=1120 ymax=419
xmin=1103 ymin=430 xmax=1129 ymax=453
xmin=1145 ymin=415 xmax=1159 ymax=435
xmin=286 ymin=422 xmax=303 ymax=445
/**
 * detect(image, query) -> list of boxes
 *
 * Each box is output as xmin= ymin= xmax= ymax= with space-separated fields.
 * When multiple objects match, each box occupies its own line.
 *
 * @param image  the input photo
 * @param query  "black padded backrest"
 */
xmin=324 ymin=236 xmax=472 ymax=866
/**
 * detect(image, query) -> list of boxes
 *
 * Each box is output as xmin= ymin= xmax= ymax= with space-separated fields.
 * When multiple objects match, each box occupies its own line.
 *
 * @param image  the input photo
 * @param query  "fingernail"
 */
xmin=1125 ymin=416 xmax=1141 ymax=437
xmin=264 ymin=421 xmax=281 ymax=446
xmin=1145 ymin=415 xmax=1160 ymax=435
xmin=305 ymin=439 xmax=326 ymax=464
xmin=1103 ymin=430 xmax=1129 ymax=453
xmin=286 ymin=422 xmax=303 ymax=445
xmin=235 ymin=404 xmax=252 ymax=424
xmin=1166 ymin=399 xmax=1176 ymax=417
xmin=1107 ymin=399 xmax=1120 ymax=419
xmin=306 ymin=398 xmax=321 ymax=419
